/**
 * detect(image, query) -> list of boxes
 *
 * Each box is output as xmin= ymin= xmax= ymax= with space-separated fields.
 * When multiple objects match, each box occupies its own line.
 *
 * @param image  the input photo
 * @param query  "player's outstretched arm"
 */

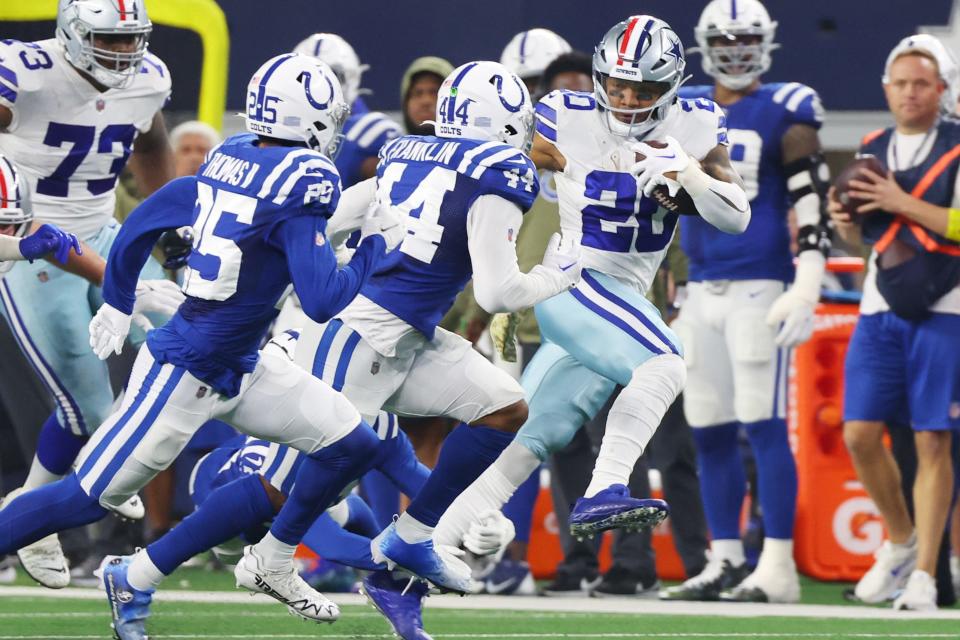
xmin=679 ymin=143 xmax=751 ymax=234
xmin=468 ymin=195 xmax=580 ymax=314
xmin=128 ymin=112 xmax=175 ymax=196
xmin=326 ymin=177 xmax=377 ymax=249
xmin=530 ymin=132 xmax=565 ymax=172
xmin=277 ymin=215 xmax=387 ymax=323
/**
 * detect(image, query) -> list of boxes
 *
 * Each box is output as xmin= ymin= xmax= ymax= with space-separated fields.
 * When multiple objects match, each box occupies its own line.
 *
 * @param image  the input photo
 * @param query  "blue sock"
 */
xmin=692 ymin=422 xmax=745 ymax=540
xmin=301 ymin=511 xmax=381 ymax=571
xmin=374 ymin=429 xmax=430 ymax=498
xmin=343 ymin=494 xmax=380 ymax=539
xmin=503 ymin=468 xmax=540 ymax=544
xmin=0 ymin=474 xmax=106 ymax=554
xmin=744 ymin=418 xmax=797 ymax=539
xmin=146 ymin=473 xmax=276 ymax=575
xmin=406 ymin=423 xmax=514 ymax=527
xmin=35 ymin=413 xmax=88 ymax=475
xmin=359 ymin=471 xmax=401 ymax=530
xmin=269 ymin=422 xmax=381 ymax=545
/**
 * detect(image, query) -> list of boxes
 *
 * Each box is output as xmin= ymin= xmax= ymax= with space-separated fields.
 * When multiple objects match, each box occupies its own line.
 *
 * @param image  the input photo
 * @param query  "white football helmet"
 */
xmin=593 ymin=15 xmax=688 ymax=138
xmin=0 ymin=155 xmax=33 ymax=273
xmin=694 ymin=0 xmax=778 ymax=91
xmin=883 ymin=34 xmax=960 ymax=116
xmin=292 ymin=33 xmax=370 ymax=106
xmin=500 ymin=29 xmax=572 ymax=79
xmin=56 ymin=0 xmax=152 ymax=89
xmin=244 ymin=54 xmax=350 ymax=159
xmin=432 ymin=61 xmax=534 ymax=152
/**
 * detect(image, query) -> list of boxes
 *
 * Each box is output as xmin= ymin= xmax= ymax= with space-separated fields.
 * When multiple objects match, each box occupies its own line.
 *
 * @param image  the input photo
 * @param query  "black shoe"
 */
xmin=593 ymin=565 xmax=660 ymax=598
xmin=543 ymin=569 xmax=601 ymax=597
xmin=659 ymin=556 xmax=749 ymax=601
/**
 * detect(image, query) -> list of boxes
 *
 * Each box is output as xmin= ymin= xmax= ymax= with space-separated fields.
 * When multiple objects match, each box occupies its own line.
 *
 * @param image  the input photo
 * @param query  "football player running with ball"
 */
xmin=663 ymin=0 xmax=832 ymax=603
xmin=432 ymin=14 xmax=750 ymax=558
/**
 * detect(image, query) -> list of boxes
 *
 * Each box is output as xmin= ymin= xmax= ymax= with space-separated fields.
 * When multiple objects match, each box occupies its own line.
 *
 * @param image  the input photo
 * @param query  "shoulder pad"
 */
xmin=138 ymin=52 xmax=172 ymax=94
xmin=0 ymin=40 xmax=54 ymax=107
xmin=536 ymin=90 xmax=595 ymax=144
xmin=257 ymin=148 xmax=341 ymax=214
xmin=678 ymin=85 xmax=713 ymax=101
xmin=769 ymin=82 xmax=824 ymax=128
xmin=676 ymin=97 xmax=729 ymax=147
xmin=466 ymin=143 xmax=539 ymax=211
xmin=345 ymin=112 xmax=402 ymax=152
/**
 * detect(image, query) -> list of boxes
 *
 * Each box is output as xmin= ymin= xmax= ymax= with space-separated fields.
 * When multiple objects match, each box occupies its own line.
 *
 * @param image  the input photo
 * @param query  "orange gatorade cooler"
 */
xmin=791 ymin=258 xmax=885 ymax=581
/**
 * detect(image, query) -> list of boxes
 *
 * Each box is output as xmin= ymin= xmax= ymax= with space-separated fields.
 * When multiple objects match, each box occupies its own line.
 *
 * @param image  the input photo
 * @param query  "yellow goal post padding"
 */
xmin=1 ymin=0 xmax=229 ymax=131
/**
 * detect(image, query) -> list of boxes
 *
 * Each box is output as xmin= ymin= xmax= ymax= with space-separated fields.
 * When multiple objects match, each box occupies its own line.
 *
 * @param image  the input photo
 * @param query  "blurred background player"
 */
xmin=500 ymin=28 xmax=571 ymax=96
xmin=831 ymin=35 xmax=960 ymax=611
xmin=434 ymin=14 xmax=750 ymax=561
xmin=662 ymin=0 xmax=831 ymax=603
xmin=0 ymin=0 xmax=186 ymax=587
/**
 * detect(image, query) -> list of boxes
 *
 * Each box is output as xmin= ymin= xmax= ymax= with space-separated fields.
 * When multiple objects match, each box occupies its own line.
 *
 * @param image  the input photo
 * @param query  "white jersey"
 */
xmin=0 ymin=39 xmax=170 ymax=240
xmin=535 ymin=90 xmax=726 ymax=293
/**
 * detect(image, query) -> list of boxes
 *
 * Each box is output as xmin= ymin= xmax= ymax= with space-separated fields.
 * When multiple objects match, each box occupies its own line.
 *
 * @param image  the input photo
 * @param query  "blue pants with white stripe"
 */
xmin=0 ymin=220 xmax=165 ymax=436
xmin=516 ymin=269 xmax=682 ymax=461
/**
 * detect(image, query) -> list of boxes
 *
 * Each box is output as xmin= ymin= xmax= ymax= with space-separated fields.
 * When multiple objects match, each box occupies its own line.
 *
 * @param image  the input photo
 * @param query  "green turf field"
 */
xmin=1 ymin=567 xmax=958 ymax=639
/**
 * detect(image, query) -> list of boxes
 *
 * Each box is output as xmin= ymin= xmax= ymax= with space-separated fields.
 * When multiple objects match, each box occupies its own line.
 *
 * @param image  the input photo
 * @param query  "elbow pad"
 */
xmin=679 ymin=164 xmax=751 ymax=234
xmin=785 ymin=152 xmax=832 ymax=255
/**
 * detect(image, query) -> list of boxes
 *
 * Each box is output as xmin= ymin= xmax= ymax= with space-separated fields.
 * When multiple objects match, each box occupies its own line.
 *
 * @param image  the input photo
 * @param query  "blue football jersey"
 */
xmin=678 ymin=83 xmax=824 ymax=282
xmin=362 ymin=135 xmax=539 ymax=337
xmin=144 ymin=134 xmax=342 ymax=394
xmin=336 ymin=110 xmax=402 ymax=188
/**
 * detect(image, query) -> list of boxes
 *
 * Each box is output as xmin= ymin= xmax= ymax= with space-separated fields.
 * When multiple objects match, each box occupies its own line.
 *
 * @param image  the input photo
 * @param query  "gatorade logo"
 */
xmin=832 ymin=496 xmax=884 ymax=555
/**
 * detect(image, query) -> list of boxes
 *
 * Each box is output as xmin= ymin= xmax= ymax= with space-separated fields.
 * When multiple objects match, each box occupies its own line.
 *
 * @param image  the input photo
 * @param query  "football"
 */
xmin=833 ymin=154 xmax=886 ymax=222
xmin=635 ymin=141 xmax=700 ymax=216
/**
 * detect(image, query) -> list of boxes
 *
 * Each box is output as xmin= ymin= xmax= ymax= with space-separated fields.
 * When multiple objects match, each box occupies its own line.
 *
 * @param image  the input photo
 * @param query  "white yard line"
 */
xmin=2 ymin=634 xmax=960 ymax=639
xmin=2 ymin=585 xmax=959 ymax=621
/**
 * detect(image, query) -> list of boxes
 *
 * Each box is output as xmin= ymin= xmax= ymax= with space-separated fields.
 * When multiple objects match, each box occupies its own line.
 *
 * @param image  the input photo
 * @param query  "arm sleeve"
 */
xmin=102 ymin=176 xmax=197 ymax=313
xmin=277 ymin=214 xmax=386 ymax=323
xmin=0 ymin=235 xmax=22 ymax=261
xmin=467 ymin=195 xmax=570 ymax=313
xmin=326 ymin=177 xmax=376 ymax=249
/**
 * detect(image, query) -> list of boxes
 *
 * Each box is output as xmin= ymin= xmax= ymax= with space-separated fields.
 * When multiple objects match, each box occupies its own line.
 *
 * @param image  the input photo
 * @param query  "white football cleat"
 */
xmin=951 ymin=555 xmax=960 ymax=596
xmin=854 ymin=538 xmax=917 ymax=604
xmin=720 ymin=560 xmax=800 ymax=603
xmin=110 ymin=495 xmax=145 ymax=521
xmin=893 ymin=570 xmax=937 ymax=611
xmin=17 ymin=533 xmax=70 ymax=589
xmin=234 ymin=545 xmax=339 ymax=623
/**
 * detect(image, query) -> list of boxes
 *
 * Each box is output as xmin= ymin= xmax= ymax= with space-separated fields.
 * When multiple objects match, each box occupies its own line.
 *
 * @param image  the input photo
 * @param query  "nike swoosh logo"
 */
xmin=656 ymin=153 xmax=677 ymax=159
xmin=561 ymin=263 xmax=577 ymax=271
xmin=486 ymin=579 xmax=518 ymax=594
xmin=748 ymin=290 xmax=763 ymax=298
xmin=41 ymin=567 xmax=67 ymax=573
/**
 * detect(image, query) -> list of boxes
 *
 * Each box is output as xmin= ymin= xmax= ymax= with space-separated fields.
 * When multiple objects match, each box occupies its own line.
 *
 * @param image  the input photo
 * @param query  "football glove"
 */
xmin=89 ymin=303 xmax=132 ymax=359
xmin=132 ymin=279 xmax=185 ymax=331
xmin=630 ymin=136 xmax=691 ymax=196
xmin=462 ymin=509 xmax=516 ymax=561
xmin=20 ymin=223 xmax=81 ymax=264
xmin=361 ymin=202 xmax=406 ymax=252
xmin=766 ymin=252 xmax=825 ymax=347
xmin=489 ymin=311 xmax=522 ymax=363
xmin=540 ymin=232 xmax=582 ymax=289
xmin=158 ymin=226 xmax=195 ymax=270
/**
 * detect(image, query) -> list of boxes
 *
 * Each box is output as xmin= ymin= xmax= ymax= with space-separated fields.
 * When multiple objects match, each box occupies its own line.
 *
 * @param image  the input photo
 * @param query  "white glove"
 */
xmin=361 ymin=202 xmax=406 ymax=252
xmin=133 ymin=279 xmax=185 ymax=330
xmin=540 ymin=232 xmax=582 ymax=288
xmin=89 ymin=303 xmax=133 ymax=359
xmin=766 ymin=252 xmax=825 ymax=347
xmin=630 ymin=135 xmax=691 ymax=196
xmin=462 ymin=510 xmax=516 ymax=560
xmin=489 ymin=312 xmax=522 ymax=363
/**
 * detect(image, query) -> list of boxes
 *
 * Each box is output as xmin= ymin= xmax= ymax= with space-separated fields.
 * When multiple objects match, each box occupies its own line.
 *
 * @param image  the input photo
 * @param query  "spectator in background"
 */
xmin=171 ymin=120 xmax=221 ymax=178
xmin=831 ymin=36 xmax=960 ymax=611
xmin=401 ymin=56 xmax=452 ymax=136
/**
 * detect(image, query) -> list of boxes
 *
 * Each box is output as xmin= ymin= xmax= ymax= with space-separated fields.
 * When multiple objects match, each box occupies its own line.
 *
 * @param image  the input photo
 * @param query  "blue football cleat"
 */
xmin=371 ymin=523 xmax=472 ymax=594
xmin=99 ymin=555 xmax=154 ymax=640
xmin=569 ymin=484 xmax=669 ymax=539
xmin=361 ymin=569 xmax=433 ymax=640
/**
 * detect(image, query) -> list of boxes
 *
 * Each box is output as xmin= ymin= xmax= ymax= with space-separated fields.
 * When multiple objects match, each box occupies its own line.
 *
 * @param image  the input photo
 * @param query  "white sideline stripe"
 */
xmin=3 ymin=586 xmax=960 ymax=620
xmin=1 ymin=635 xmax=959 ymax=639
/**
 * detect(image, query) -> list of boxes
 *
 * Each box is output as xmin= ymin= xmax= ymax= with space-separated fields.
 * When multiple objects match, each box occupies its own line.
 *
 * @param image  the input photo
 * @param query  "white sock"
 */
xmin=326 ymin=499 xmax=350 ymax=528
xmin=252 ymin=532 xmax=297 ymax=572
xmin=711 ymin=538 xmax=746 ymax=567
xmin=23 ymin=456 xmax=63 ymax=490
xmin=434 ymin=441 xmax=540 ymax=548
xmin=127 ymin=550 xmax=165 ymax=592
xmin=394 ymin=513 xmax=435 ymax=544
xmin=893 ymin=531 xmax=918 ymax=549
xmin=756 ymin=537 xmax=794 ymax=572
xmin=586 ymin=355 xmax=684 ymax=497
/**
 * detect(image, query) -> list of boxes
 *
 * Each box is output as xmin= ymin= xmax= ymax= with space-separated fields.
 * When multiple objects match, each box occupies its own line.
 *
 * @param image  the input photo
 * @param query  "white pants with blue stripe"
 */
xmin=516 ymin=269 xmax=682 ymax=460
xmin=672 ymin=279 xmax=788 ymax=428
xmin=294 ymin=319 xmax=525 ymax=425
xmin=0 ymin=221 xmax=165 ymax=436
xmin=74 ymin=344 xmax=361 ymax=508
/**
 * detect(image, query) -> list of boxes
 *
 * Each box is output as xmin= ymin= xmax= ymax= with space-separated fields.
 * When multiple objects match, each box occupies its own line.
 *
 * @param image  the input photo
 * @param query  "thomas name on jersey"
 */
xmin=200 ymin=152 xmax=261 ymax=189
